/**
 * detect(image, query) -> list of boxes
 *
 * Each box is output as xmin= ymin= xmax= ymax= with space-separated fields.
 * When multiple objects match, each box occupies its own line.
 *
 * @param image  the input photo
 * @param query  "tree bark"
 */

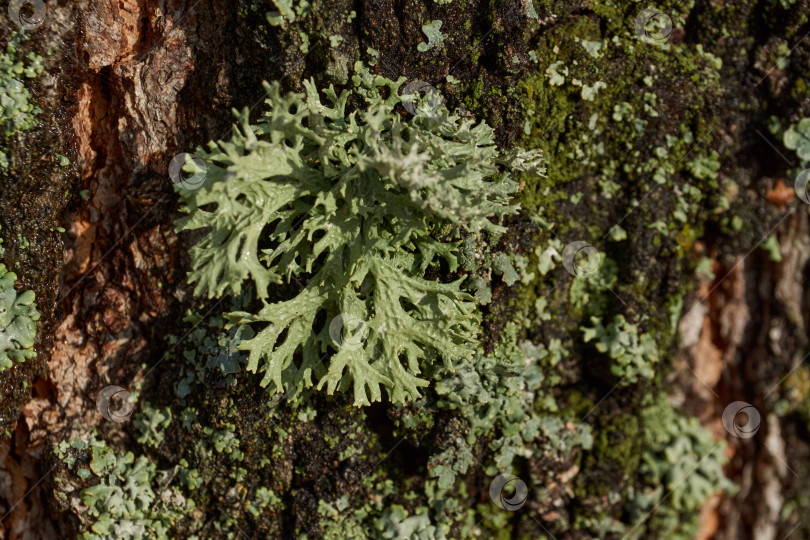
xmin=1 ymin=0 xmax=809 ymax=539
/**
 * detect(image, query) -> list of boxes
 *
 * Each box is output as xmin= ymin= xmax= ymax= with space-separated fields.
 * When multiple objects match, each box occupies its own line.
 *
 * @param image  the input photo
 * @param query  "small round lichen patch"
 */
xmin=0 ymin=263 xmax=39 ymax=371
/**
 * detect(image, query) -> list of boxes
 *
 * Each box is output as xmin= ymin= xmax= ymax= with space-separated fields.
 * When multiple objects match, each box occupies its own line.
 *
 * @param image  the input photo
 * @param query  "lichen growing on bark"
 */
xmin=0 ymin=228 xmax=39 ymax=371
xmin=8 ymin=0 xmax=810 ymax=538
xmin=175 ymin=66 xmax=544 ymax=406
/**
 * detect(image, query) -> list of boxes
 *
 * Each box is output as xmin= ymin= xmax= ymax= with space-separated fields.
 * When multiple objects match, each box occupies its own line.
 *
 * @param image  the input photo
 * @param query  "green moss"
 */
xmin=519 ymin=9 xmax=723 ymax=234
xmin=577 ymin=412 xmax=641 ymax=498
xmin=507 ymin=2 xmax=729 ymax=406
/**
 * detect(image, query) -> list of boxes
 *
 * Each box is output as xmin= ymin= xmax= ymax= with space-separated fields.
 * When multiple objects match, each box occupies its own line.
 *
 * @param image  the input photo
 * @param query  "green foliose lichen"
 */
xmin=175 ymin=62 xmax=545 ymax=406
xmin=0 ymin=228 xmax=39 ymax=372
xmin=265 ymin=0 xmax=311 ymax=26
xmin=626 ymin=395 xmax=736 ymax=539
xmin=783 ymin=118 xmax=810 ymax=162
xmin=582 ymin=314 xmax=658 ymax=385
xmin=0 ymin=32 xmax=44 ymax=170
xmin=55 ymin=435 xmax=196 ymax=540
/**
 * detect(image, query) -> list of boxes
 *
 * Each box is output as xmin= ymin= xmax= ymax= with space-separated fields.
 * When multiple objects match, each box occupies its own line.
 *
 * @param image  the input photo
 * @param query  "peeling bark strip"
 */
xmin=0 ymin=2 xmax=192 ymax=535
xmin=49 ymin=0 xmax=193 ymax=441
xmin=1 ymin=0 xmax=810 ymax=538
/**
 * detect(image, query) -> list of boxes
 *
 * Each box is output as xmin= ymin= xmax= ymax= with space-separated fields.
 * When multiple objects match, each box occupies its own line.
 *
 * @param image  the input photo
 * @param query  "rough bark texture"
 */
xmin=1 ymin=0 xmax=810 ymax=539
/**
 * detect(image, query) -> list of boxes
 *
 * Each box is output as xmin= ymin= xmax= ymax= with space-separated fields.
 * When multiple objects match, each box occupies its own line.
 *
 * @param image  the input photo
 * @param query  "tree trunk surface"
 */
xmin=1 ymin=1 xmax=809 ymax=539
